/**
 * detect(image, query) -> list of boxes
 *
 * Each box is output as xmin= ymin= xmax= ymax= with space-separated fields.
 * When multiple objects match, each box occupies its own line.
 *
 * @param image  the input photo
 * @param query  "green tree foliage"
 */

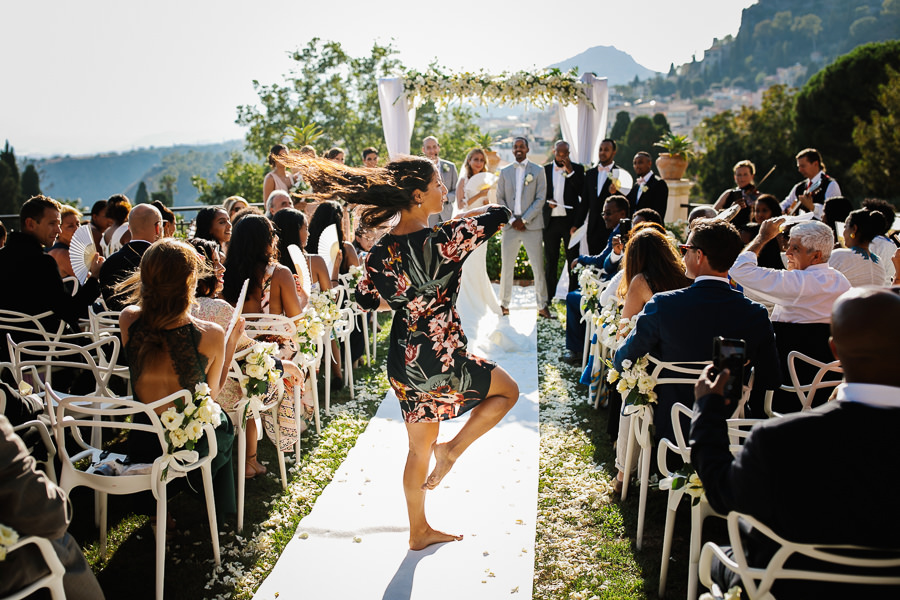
xmin=20 ymin=164 xmax=41 ymax=199
xmin=156 ymin=174 xmax=177 ymax=207
xmin=411 ymin=104 xmax=482 ymax=167
xmin=193 ymin=153 xmax=267 ymax=205
xmin=609 ymin=111 xmax=631 ymax=142
xmin=135 ymin=181 xmax=150 ymax=204
xmin=693 ymin=85 xmax=797 ymax=202
xmin=616 ymin=116 xmax=665 ymax=169
xmin=652 ymin=113 xmax=671 ymax=134
xmin=0 ymin=142 xmax=21 ymax=215
xmin=795 ymin=40 xmax=900 ymax=194
xmin=851 ymin=66 xmax=900 ymax=200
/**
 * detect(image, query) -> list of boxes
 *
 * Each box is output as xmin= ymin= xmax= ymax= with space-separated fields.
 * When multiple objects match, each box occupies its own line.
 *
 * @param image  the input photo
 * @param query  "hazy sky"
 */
xmin=4 ymin=0 xmax=755 ymax=157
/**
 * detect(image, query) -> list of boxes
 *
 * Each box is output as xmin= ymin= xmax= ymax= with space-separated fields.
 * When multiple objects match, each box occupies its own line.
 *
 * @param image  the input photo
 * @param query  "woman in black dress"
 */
xmin=294 ymin=155 xmax=519 ymax=550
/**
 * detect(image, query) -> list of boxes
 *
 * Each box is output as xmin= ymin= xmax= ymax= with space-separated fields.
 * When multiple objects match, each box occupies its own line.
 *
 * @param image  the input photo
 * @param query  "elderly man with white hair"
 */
xmin=266 ymin=189 xmax=293 ymax=220
xmin=730 ymin=218 xmax=851 ymax=412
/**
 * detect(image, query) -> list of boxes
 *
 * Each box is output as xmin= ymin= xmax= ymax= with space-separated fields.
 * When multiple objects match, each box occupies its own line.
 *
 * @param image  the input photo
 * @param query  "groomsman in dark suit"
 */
xmin=614 ymin=219 xmax=780 ymax=443
xmin=423 ymin=136 xmax=458 ymax=227
xmin=627 ymin=151 xmax=668 ymax=219
xmin=576 ymin=139 xmax=619 ymax=255
xmin=543 ymin=141 xmax=584 ymax=296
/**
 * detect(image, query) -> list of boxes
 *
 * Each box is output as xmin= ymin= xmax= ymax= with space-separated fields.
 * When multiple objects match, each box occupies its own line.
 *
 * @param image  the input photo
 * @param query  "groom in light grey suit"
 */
xmin=423 ymin=135 xmax=458 ymax=227
xmin=496 ymin=137 xmax=553 ymax=319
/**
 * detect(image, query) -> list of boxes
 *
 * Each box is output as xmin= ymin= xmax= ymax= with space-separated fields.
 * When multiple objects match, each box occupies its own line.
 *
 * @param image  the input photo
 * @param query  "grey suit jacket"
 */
xmin=495 ymin=160 xmax=547 ymax=231
xmin=437 ymin=158 xmax=458 ymax=222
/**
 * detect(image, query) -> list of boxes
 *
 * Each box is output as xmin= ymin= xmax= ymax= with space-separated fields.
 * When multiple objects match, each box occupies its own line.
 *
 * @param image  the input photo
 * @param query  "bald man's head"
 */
xmin=128 ymin=204 xmax=162 ymax=243
xmin=830 ymin=288 xmax=900 ymax=387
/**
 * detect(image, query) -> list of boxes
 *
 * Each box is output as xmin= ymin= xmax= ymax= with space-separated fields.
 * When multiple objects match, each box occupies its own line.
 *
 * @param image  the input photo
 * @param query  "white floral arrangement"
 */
xmin=524 ymin=173 xmax=534 ymax=186
xmin=239 ymin=342 xmax=283 ymax=427
xmin=403 ymin=67 xmax=591 ymax=111
xmin=294 ymin=308 xmax=325 ymax=363
xmin=605 ymin=355 xmax=657 ymax=407
xmin=308 ymin=289 xmax=343 ymax=331
xmin=289 ymin=177 xmax=312 ymax=197
xmin=659 ymin=463 xmax=706 ymax=506
xmin=594 ymin=296 xmax=622 ymax=348
xmin=0 ymin=523 xmax=18 ymax=560
xmin=344 ymin=264 xmax=366 ymax=290
xmin=577 ymin=265 xmax=604 ymax=316
xmin=158 ymin=382 xmax=223 ymax=480
xmin=617 ymin=313 xmax=639 ymax=341
xmin=699 ymin=585 xmax=742 ymax=600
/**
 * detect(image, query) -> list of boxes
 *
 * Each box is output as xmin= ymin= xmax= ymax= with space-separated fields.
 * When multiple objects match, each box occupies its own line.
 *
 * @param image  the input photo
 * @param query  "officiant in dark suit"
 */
xmin=99 ymin=203 xmax=162 ymax=310
xmin=692 ymin=287 xmax=900 ymax=597
xmin=423 ymin=135 xmax=458 ymax=226
xmin=576 ymin=139 xmax=619 ymax=255
xmin=543 ymin=141 xmax=584 ymax=296
xmin=627 ymin=151 xmax=668 ymax=219
xmin=614 ymin=219 xmax=780 ymax=443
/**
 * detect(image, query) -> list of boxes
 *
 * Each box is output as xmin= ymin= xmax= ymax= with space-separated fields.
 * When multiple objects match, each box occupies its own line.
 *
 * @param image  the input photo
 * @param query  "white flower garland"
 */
xmin=403 ymin=67 xmax=591 ymax=111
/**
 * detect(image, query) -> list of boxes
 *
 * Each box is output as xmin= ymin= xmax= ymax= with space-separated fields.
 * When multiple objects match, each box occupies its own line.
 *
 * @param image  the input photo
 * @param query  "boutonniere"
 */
xmin=525 ymin=173 xmax=534 ymax=185
xmin=442 ymin=163 xmax=450 ymax=172
xmin=640 ymin=184 xmax=649 ymax=194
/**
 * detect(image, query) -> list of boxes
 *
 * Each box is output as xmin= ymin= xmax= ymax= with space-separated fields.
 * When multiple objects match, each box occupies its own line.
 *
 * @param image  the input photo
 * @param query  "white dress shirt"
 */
xmin=835 ymin=382 xmax=900 ymax=409
xmin=634 ymin=172 xmax=653 ymax=202
xmin=514 ymin=159 xmax=529 ymax=216
xmin=729 ymin=251 xmax=851 ymax=324
xmin=551 ymin=165 xmax=570 ymax=217
xmin=596 ymin=162 xmax=613 ymax=196
xmin=780 ymin=171 xmax=841 ymax=220
xmin=829 ymin=248 xmax=888 ymax=287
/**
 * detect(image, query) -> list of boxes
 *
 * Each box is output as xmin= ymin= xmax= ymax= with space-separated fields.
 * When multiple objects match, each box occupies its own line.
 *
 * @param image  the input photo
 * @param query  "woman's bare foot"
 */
xmin=422 ymin=442 xmax=456 ymax=490
xmin=409 ymin=525 xmax=463 ymax=550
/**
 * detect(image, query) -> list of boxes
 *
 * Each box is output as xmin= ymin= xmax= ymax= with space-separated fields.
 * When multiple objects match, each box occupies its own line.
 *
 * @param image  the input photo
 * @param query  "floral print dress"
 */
xmin=355 ymin=205 xmax=511 ymax=423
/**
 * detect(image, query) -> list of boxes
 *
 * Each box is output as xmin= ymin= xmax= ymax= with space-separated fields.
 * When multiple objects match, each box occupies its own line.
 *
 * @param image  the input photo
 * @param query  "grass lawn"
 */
xmin=70 ymin=309 xmax=714 ymax=599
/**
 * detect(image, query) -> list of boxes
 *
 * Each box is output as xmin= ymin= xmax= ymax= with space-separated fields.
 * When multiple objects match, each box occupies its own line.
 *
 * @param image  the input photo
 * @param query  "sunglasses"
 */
xmin=679 ymin=244 xmax=704 ymax=256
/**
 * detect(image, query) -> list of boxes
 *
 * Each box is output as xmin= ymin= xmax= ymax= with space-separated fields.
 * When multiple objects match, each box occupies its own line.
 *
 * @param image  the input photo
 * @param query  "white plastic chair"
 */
xmin=61 ymin=275 xmax=80 ymax=297
xmin=339 ymin=272 xmax=371 ymax=367
xmin=764 ymin=351 xmax=843 ymax=417
xmin=0 ymin=310 xmax=85 ymax=357
xmin=699 ymin=512 xmax=900 ymax=599
xmin=0 ymin=535 xmax=66 ymax=600
xmin=0 ymin=375 xmax=57 ymax=484
xmin=54 ymin=390 xmax=221 ymax=600
xmin=657 ymin=400 xmax=763 ymax=600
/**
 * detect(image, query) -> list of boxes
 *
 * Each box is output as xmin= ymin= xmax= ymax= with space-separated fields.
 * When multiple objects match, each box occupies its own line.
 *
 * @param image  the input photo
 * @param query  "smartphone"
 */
xmin=891 ymin=232 xmax=900 ymax=247
xmin=618 ymin=218 xmax=632 ymax=240
xmin=712 ymin=337 xmax=746 ymax=401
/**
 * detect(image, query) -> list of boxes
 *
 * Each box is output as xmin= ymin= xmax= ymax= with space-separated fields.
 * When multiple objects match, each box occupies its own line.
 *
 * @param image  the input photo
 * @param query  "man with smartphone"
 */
xmin=691 ymin=287 xmax=900 ymax=597
xmin=613 ymin=219 xmax=780 ymax=443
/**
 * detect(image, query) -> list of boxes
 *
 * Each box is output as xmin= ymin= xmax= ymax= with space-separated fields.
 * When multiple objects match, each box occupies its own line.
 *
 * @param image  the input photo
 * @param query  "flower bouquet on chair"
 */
xmin=239 ymin=342 xmax=283 ymax=427
xmin=157 ymin=382 xmax=223 ymax=480
xmin=605 ymin=355 xmax=657 ymax=408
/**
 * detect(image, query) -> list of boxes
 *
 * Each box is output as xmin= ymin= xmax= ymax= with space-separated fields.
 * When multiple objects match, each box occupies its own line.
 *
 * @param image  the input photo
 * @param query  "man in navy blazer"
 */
xmin=627 ymin=151 xmax=668 ymax=219
xmin=613 ymin=219 xmax=780 ymax=443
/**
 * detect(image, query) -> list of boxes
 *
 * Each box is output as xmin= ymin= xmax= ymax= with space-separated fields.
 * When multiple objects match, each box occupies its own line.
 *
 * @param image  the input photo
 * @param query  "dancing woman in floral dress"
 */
xmin=293 ymin=155 xmax=519 ymax=550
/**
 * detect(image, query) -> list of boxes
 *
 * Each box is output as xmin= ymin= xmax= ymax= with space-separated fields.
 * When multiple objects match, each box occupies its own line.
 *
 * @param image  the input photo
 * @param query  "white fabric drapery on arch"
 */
xmin=557 ymin=73 xmax=609 ymax=166
xmin=377 ymin=77 xmax=416 ymax=160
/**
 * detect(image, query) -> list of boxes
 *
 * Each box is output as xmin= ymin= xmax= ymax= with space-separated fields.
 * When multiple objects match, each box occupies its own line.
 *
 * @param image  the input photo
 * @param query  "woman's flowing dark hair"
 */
xmin=282 ymin=154 xmax=437 ymax=229
xmin=617 ymin=223 xmax=691 ymax=299
xmin=272 ymin=208 xmax=307 ymax=274
xmin=189 ymin=237 xmax=220 ymax=298
xmin=118 ymin=238 xmax=203 ymax=369
xmin=222 ymin=214 xmax=276 ymax=305
xmin=306 ymin=201 xmax=344 ymax=255
xmin=194 ymin=207 xmax=221 ymax=243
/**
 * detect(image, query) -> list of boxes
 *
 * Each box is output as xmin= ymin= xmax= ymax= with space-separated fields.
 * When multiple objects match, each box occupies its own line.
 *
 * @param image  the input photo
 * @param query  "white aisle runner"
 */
xmin=254 ymin=287 xmax=540 ymax=600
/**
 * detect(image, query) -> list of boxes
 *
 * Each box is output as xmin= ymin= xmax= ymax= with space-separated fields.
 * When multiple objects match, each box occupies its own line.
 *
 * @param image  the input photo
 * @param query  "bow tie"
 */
xmin=515 ymin=162 xmax=527 ymax=169
xmin=599 ymin=165 xmax=611 ymax=173
xmin=554 ymin=165 xmax=567 ymax=173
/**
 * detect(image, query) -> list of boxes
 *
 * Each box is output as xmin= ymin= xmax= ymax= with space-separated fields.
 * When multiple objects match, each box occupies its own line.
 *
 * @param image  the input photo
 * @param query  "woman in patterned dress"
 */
xmin=293 ymin=155 xmax=519 ymax=550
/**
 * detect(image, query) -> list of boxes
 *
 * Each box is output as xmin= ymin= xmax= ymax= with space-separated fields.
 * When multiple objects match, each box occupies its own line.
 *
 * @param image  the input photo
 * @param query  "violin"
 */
xmin=730 ymin=184 xmax=760 ymax=209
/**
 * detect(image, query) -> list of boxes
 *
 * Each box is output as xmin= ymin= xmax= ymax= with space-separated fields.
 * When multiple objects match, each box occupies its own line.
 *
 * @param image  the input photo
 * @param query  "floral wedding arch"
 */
xmin=377 ymin=68 xmax=609 ymax=165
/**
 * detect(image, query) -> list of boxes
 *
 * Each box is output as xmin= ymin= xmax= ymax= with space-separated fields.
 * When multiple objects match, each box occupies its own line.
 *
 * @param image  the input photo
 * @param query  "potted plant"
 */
xmin=653 ymin=132 xmax=695 ymax=180
xmin=473 ymin=133 xmax=501 ymax=171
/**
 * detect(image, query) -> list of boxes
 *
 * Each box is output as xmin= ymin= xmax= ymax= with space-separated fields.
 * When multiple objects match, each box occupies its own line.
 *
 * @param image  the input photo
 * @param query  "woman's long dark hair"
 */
xmin=189 ymin=237 xmax=219 ymax=298
xmin=306 ymin=201 xmax=344 ymax=255
xmin=194 ymin=207 xmax=220 ymax=243
xmin=617 ymin=224 xmax=691 ymax=299
xmin=272 ymin=208 xmax=307 ymax=274
xmin=282 ymin=154 xmax=436 ymax=229
xmin=222 ymin=214 xmax=276 ymax=305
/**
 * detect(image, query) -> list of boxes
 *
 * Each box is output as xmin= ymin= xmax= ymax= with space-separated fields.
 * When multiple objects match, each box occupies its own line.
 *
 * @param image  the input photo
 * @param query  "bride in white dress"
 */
xmin=454 ymin=148 xmax=528 ymax=354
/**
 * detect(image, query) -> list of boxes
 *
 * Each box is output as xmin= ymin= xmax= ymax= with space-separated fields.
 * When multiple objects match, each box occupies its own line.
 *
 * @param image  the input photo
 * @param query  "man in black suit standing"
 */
xmin=627 ymin=151 xmax=668 ymax=219
xmin=543 ymin=140 xmax=584 ymax=296
xmin=613 ymin=219 xmax=780 ymax=443
xmin=692 ymin=287 xmax=900 ymax=597
xmin=99 ymin=203 xmax=162 ymax=310
xmin=576 ymin=139 xmax=619 ymax=255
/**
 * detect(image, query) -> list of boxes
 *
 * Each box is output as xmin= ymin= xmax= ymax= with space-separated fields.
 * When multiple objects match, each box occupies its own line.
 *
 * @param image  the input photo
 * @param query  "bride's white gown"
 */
xmin=453 ymin=181 xmax=529 ymax=354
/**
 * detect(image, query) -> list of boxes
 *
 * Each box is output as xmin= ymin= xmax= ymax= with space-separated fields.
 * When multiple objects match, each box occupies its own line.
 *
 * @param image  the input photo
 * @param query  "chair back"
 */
xmin=1 ymin=535 xmax=66 ymax=600
xmin=87 ymin=307 xmax=123 ymax=342
xmin=9 ymin=335 xmax=122 ymax=401
xmin=0 ymin=310 xmax=71 ymax=358
xmin=700 ymin=512 xmax=900 ymax=599
xmin=764 ymin=351 xmax=843 ymax=417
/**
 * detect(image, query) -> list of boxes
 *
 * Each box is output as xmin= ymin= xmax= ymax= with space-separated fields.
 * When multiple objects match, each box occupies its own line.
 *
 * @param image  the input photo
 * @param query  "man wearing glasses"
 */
xmin=613 ymin=219 xmax=781 ymax=442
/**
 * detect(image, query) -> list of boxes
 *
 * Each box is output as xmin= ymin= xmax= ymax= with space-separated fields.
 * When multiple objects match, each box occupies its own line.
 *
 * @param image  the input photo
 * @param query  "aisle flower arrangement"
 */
xmin=307 ymin=290 xmax=343 ymax=332
xmin=659 ymin=463 xmax=706 ymax=506
xmin=0 ymin=523 xmax=18 ymax=560
xmin=403 ymin=67 xmax=590 ymax=111
xmin=344 ymin=264 xmax=366 ymax=290
xmin=240 ymin=342 xmax=283 ymax=426
xmin=158 ymin=382 xmax=223 ymax=480
xmin=606 ymin=355 xmax=657 ymax=407
xmin=294 ymin=309 xmax=325 ymax=363
xmin=576 ymin=264 xmax=605 ymax=316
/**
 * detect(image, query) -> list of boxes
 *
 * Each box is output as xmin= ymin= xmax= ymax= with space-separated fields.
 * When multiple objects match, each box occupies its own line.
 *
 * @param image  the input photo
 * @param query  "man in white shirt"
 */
xmin=423 ymin=136 xmax=458 ymax=226
xmin=730 ymin=218 xmax=851 ymax=411
xmin=495 ymin=137 xmax=551 ymax=319
xmin=780 ymin=148 xmax=841 ymax=220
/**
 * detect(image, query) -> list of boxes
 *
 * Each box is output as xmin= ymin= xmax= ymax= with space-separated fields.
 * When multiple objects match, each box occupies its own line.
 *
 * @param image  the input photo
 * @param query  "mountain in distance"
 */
xmin=548 ymin=45 xmax=659 ymax=86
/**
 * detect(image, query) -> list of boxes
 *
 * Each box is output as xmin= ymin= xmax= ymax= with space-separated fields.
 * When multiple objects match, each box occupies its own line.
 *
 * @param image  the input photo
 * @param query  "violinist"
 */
xmin=714 ymin=160 xmax=759 ymax=227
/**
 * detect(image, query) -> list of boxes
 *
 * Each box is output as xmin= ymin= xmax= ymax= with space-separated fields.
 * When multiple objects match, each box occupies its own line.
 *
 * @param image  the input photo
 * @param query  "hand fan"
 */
xmin=609 ymin=168 xmax=633 ymax=196
xmin=318 ymin=224 xmax=340 ymax=277
xmin=464 ymin=172 xmax=499 ymax=202
xmin=713 ymin=203 xmax=742 ymax=222
xmin=287 ymin=244 xmax=311 ymax=294
xmin=568 ymin=222 xmax=588 ymax=249
xmin=68 ymin=224 xmax=97 ymax=284
xmin=225 ymin=278 xmax=249 ymax=342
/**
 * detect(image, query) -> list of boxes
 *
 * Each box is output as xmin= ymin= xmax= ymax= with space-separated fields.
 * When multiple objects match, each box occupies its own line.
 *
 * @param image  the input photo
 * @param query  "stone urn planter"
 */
xmin=653 ymin=133 xmax=695 ymax=181
xmin=484 ymin=149 xmax=501 ymax=172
